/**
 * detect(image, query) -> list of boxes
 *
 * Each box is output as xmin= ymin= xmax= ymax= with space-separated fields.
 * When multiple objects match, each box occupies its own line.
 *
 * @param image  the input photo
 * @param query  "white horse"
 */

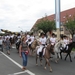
xmin=54 ymin=40 xmax=64 ymax=63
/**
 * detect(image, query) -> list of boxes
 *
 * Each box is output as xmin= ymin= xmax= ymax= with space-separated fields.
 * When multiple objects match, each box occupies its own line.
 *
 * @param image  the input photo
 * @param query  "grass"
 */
xmin=72 ymin=48 xmax=75 ymax=51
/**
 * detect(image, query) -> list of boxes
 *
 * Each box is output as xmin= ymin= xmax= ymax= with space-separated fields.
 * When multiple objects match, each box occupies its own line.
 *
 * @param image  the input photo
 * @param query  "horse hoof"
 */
xmin=36 ymin=64 xmax=38 ymax=66
xmin=50 ymin=69 xmax=52 ymax=72
xmin=40 ymin=63 xmax=42 ymax=66
xmin=55 ymin=60 xmax=58 ymax=63
xmin=64 ymin=59 xmax=66 ymax=61
xmin=70 ymin=60 xmax=72 ymax=62
xmin=44 ymin=67 xmax=46 ymax=70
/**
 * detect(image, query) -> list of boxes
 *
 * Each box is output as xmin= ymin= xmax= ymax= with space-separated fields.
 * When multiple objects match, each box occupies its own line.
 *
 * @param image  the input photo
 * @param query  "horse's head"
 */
xmin=68 ymin=42 xmax=75 ymax=49
xmin=55 ymin=41 xmax=64 ymax=49
xmin=31 ymin=39 xmax=39 ymax=49
xmin=46 ymin=44 xmax=54 ymax=54
xmin=46 ymin=38 xmax=51 ymax=45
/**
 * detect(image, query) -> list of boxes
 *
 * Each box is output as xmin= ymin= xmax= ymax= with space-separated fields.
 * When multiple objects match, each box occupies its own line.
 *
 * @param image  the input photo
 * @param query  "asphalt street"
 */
xmin=0 ymin=45 xmax=75 ymax=75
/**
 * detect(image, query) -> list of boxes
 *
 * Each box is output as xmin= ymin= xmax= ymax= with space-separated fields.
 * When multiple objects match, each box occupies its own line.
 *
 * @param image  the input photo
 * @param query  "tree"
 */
xmin=35 ymin=18 xmax=56 ymax=34
xmin=64 ymin=15 xmax=75 ymax=38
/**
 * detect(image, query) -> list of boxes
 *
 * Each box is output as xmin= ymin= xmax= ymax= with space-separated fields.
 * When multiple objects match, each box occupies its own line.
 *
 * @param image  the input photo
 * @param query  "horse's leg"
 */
xmin=64 ymin=53 xmax=68 ymax=61
xmin=65 ymin=52 xmax=72 ymax=62
xmin=68 ymin=53 xmax=72 ymax=62
xmin=36 ymin=54 xmax=39 ymax=66
xmin=55 ymin=53 xmax=60 ymax=63
xmin=60 ymin=52 xmax=62 ymax=59
xmin=32 ymin=50 xmax=34 ymax=56
xmin=45 ymin=58 xmax=52 ymax=72
xmin=39 ymin=58 xmax=42 ymax=66
xmin=44 ymin=61 xmax=47 ymax=69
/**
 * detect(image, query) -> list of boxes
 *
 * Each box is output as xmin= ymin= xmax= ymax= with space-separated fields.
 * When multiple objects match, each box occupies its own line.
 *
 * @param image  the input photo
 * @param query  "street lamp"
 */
xmin=18 ymin=26 xmax=24 ymax=32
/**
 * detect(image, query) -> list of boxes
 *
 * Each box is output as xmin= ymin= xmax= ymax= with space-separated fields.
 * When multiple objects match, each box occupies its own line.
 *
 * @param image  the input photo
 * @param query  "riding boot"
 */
xmin=39 ymin=52 xmax=43 ymax=60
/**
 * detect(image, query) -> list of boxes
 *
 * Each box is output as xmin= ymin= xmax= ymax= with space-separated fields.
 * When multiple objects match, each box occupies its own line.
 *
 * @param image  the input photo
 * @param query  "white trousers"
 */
xmin=64 ymin=44 xmax=68 ymax=50
xmin=37 ymin=45 xmax=45 ymax=55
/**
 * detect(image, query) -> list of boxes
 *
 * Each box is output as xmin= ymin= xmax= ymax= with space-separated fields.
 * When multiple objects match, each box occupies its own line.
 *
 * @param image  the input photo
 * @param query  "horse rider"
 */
xmin=50 ymin=33 xmax=57 ymax=46
xmin=63 ymin=36 xmax=69 ymax=50
xmin=49 ymin=33 xmax=57 ymax=54
xmin=26 ymin=32 xmax=30 ymax=42
xmin=37 ymin=32 xmax=47 ymax=57
xmin=28 ymin=32 xmax=35 ymax=48
xmin=72 ymin=34 xmax=75 ymax=43
xmin=15 ymin=34 xmax=21 ymax=52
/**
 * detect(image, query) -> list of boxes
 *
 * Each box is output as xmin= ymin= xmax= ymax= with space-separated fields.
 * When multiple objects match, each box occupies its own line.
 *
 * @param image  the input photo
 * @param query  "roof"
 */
xmin=31 ymin=7 xmax=75 ymax=30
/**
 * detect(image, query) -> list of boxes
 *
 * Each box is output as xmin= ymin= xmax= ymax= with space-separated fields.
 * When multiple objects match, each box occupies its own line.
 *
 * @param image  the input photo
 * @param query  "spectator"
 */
xmin=0 ymin=36 xmax=3 ymax=52
xmin=5 ymin=37 xmax=11 ymax=55
xmin=19 ymin=35 xmax=30 ymax=71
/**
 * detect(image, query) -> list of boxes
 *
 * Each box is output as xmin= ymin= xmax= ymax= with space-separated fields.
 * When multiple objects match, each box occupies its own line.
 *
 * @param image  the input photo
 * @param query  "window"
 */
xmin=69 ymin=14 xmax=71 ymax=17
xmin=63 ymin=16 xmax=66 ymax=18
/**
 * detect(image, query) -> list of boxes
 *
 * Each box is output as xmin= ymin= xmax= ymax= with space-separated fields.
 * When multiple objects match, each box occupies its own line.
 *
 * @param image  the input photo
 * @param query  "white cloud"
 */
xmin=0 ymin=0 xmax=75 ymax=32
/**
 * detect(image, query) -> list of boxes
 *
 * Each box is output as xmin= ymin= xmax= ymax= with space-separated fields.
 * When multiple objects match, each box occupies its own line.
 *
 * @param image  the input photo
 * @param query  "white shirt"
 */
xmin=27 ymin=35 xmax=30 ymax=40
xmin=39 ymin=37 xmax=47 ymax=45
xmin=30 ymin=36 xmax=34 ymax=43
xmin=63 ymin=39 xmax=69 ymax=45
xmin=50 ymin=37 xmax=56 ymax=45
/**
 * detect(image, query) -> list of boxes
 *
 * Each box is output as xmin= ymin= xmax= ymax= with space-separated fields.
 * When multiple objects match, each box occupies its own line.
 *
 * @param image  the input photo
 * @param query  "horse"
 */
xmin=54 ymin=40 xmax=75 ymax=62
xmin=36 ymin=42 xmax=54 ymax=72
xmin=54 ymin=40 xmax=64 ymax=63
xmin=28 ymin=39 xmax=39 ymax=55
xmin=15 ymin=39 xmax=21 ymax=53
xmin=60 ymin=42 xmax=75 ymax=62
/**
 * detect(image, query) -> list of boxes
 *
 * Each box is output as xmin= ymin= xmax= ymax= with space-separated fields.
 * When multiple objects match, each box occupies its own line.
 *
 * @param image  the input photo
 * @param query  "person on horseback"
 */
xmin=49 ymin=33 xmax=57 ymax=54
xmin=50 ymin=33 xmax=57 ymax=46
xmin=37 ymin=32 xmax=47 ymax=57
xmin=28 ymin=32 xmax=35 ymax=48
xmin=72 ymin=34 xmax=75 ymax=43
xmin=63 ymin=36 xmax=69 ymax=50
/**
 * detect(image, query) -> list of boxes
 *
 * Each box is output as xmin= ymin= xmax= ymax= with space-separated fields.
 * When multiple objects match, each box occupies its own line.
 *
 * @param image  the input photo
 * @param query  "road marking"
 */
xmin=0 ymin=51 xmax=35 ymax=75
xmin=12 ymin=46 xmax=16 ymax=49
xmin=0 ymin=52 xmax=3 ymax=56
xmin=8 ymin=70 xmax=35 ymax=75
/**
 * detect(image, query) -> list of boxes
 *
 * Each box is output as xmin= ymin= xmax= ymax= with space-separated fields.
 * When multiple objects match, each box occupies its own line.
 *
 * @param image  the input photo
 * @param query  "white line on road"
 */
xmin=0 ymin=51 xmax=35 ymax=75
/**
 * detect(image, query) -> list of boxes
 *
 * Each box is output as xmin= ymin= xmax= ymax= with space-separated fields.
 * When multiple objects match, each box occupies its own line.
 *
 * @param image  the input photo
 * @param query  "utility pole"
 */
xmin=55 ymin=0 xmax=61 ymax=40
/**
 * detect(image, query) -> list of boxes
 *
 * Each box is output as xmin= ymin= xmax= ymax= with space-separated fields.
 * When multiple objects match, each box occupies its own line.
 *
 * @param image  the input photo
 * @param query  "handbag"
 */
xmin=25 ymin=50 xmax=29 ymax=55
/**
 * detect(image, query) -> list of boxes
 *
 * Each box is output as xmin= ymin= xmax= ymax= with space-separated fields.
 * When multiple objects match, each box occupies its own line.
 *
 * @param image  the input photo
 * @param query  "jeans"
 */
xmin=21 ymin=52 xmax=28 ymax=67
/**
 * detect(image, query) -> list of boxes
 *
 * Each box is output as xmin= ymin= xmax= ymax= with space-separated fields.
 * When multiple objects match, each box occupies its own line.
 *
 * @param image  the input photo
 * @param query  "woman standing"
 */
xmin=19 ymin=35 xmax=30 ymax=71
xmin=5 ymin=37 xmax=11 ymax=55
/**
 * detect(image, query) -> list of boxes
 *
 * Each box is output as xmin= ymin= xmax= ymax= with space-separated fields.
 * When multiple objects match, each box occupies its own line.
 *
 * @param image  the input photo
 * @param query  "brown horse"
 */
xmin=36 ymin=43 xmax=54 ymax=72
xmin=29 ymin=39 xmax=39 ymax=55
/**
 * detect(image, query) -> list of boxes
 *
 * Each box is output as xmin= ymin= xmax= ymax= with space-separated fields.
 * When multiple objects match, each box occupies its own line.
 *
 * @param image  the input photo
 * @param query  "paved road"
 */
xmin=0 ymin=46 xmax=75 ymax=75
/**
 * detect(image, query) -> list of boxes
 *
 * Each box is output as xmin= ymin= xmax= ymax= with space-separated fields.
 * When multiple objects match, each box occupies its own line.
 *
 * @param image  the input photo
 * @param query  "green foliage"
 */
xmin=35 ymin=18 xmax=56 ymax=34
xmin=72 ymin=48 xmax=75 ymax=51
xmin=64 ymin=15 xmax=75 ymax=38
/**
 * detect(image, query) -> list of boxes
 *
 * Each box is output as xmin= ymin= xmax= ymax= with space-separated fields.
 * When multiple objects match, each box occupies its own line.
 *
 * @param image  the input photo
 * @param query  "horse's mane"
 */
xmin=55 ymin=41 xmax=64 ymax=48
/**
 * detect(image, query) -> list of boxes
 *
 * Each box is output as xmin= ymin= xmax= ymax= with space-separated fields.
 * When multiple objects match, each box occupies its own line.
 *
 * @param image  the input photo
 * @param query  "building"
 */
xmin=31 ymin=7 xmax=75 ymax=38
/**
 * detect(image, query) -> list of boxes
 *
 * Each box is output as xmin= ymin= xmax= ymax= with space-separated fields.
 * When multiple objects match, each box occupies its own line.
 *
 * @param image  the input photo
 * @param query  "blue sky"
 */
xmin=0 ymin=0 xmax=75 ymax=32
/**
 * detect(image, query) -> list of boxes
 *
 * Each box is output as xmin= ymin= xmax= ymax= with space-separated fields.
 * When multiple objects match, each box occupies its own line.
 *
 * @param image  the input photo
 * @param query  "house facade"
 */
xmin=31 ymin=7 xmax=75 ymax=38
